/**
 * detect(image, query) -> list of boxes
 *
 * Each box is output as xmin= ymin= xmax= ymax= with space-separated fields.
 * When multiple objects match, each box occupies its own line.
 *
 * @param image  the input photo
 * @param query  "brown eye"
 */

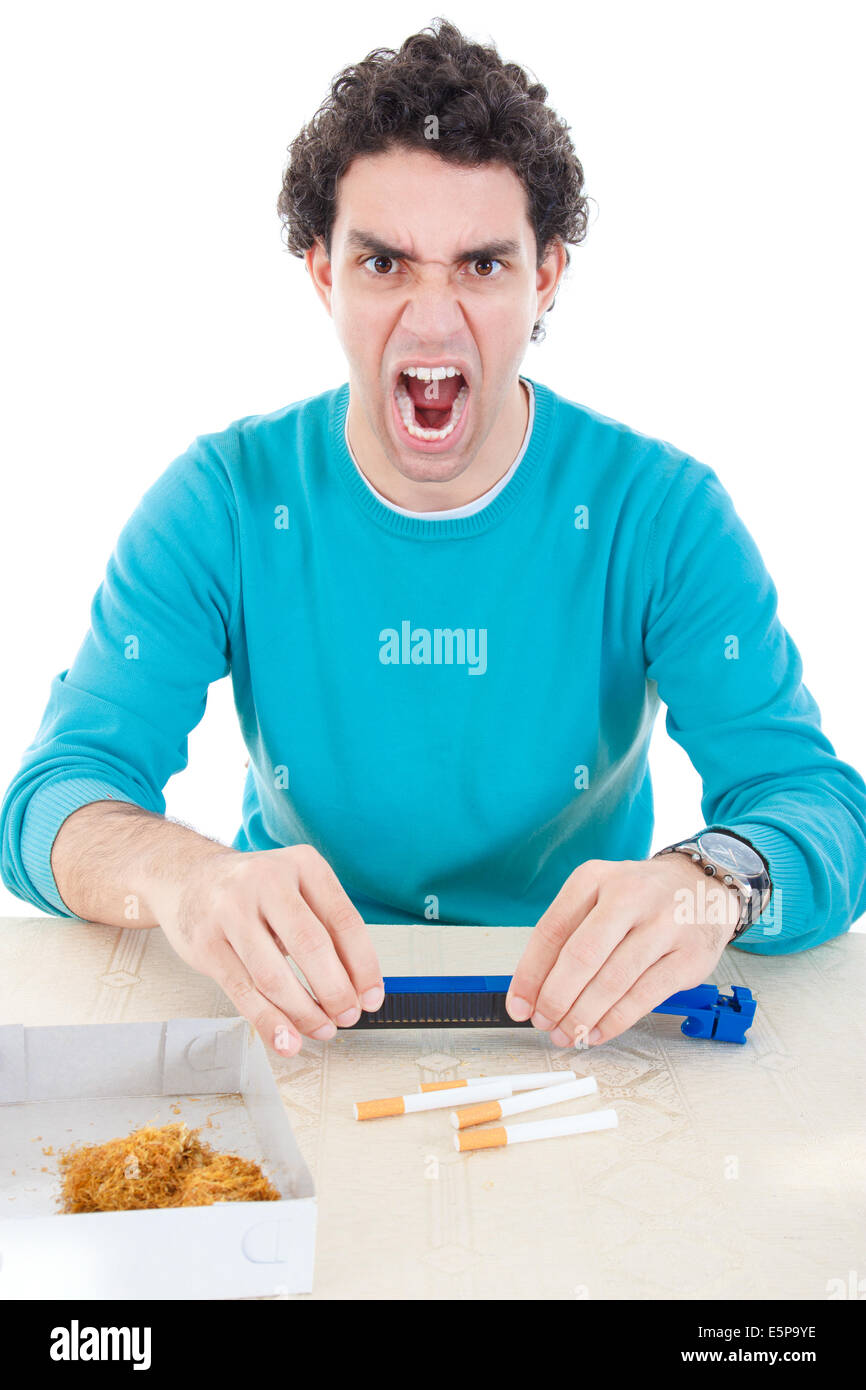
xmin=373 ymin=255 xmax=394 ymax=274
xmin=474 ymin=258 xmax=494 ymax=276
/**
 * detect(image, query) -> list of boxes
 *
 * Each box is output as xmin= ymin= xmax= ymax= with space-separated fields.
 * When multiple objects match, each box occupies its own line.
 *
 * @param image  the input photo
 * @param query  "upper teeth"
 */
xmin=402 ymin=366 xmax=460 ymax=381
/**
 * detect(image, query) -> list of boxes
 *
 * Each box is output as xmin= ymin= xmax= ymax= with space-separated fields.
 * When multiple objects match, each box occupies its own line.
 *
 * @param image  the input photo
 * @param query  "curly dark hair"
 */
xmin=277 ymin=17 xmax=592 ymax=342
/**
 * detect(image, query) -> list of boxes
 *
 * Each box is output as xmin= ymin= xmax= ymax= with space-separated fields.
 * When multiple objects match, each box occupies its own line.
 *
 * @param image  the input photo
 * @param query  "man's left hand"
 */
xmin=505 ymin=856 xmax=742 ymax=1047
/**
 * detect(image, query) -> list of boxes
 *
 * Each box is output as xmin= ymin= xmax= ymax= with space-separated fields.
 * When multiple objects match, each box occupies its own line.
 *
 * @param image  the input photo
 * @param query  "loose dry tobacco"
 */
xmin=56 ymin=1121 xmax=281 ymax=1213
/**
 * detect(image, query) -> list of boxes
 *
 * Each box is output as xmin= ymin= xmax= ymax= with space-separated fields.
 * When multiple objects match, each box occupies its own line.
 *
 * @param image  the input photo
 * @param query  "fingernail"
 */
xmin=360 ymin=986 xmax=385 ymax=1011
xmin=274 ymin=1025 xmax=300 ymax=1055
xmin=336 ymin=1006 xmax=361 ymax=1027
xmin=532 ymin=1013 xmax=553 ymax=1031
xmin=550 ymin=1027 xmax=571 ymax=1048
xmin=588 ymin=1028 xmax=602 ymax=1045
xmin=312 ymin=1022 xmax=337 ymax=1041
xmin=507 ymin=995 xmax=532 ymax=1021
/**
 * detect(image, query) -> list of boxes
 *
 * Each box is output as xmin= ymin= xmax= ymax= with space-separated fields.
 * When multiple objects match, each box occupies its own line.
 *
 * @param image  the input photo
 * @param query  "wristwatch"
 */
xmin=652 ymin=827 xmax=773 ymax=941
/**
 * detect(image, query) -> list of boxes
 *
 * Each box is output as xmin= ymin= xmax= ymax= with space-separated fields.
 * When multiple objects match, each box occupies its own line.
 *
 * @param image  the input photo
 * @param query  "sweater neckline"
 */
xmin=329 ymin=374 xmax=553 ymax=538
xmin=343 ymin=379 xmax=536 ymax=520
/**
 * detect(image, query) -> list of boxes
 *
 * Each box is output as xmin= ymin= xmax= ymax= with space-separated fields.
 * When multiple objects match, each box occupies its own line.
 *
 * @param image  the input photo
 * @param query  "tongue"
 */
xmin=403 ymin=373 xmax=463 ymax=427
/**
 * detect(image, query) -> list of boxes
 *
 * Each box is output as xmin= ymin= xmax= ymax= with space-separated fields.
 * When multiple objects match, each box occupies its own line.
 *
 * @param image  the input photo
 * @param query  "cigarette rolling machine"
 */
xmin=348 ymin=976 xmax=757 ymax=1043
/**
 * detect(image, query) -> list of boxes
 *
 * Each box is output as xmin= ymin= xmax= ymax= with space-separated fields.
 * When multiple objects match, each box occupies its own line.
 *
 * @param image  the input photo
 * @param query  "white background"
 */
xmin=1 ymin=0 xmax=863 ymax=927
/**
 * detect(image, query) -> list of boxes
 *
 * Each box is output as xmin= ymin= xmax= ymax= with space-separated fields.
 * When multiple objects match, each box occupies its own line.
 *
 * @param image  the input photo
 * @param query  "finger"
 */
xmin=233 ymin=916 xmax=341 ymax=1041
xmin=580 ymin=953 xmax=688 ymax=1047
xmin=258 ymin=880 xmax=363 ymax=1026
xmin=294 ymin=847 xmax=384 ymax=1011
xmin=548 ymin=922 xmax=669 ymax=1048
xmin=207 ymin=937 xmax=304 ymax=1058
xmin=530 ymin=895 xmax=635 ymax=1032
xmin=505 ymin=862 xmax=601 ymax=1021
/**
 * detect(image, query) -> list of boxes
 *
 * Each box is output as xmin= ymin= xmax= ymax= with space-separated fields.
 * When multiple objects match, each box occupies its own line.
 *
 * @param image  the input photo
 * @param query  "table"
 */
xmin=0 ymin=915 xmax=862 ymax=1300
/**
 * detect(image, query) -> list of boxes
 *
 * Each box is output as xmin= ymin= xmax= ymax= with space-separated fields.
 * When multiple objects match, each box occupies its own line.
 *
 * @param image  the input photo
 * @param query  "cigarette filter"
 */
xmin=455 ymin=1108 xmax=618 ymax=1152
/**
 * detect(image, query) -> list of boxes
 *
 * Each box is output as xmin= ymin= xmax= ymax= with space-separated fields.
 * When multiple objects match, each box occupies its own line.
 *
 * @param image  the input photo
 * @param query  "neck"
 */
xmin=346 ymin=376 xmax=530 ymax=512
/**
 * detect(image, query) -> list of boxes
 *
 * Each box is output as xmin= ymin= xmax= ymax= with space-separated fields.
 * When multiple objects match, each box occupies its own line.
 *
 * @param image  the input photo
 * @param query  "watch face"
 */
xmin=699 ymin=832 xmax=764 ymax=877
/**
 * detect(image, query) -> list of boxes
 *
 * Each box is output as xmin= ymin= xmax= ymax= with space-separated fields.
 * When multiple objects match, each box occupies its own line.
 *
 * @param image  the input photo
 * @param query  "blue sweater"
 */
xmin=3 ymin=377 xmax=865 ymax=951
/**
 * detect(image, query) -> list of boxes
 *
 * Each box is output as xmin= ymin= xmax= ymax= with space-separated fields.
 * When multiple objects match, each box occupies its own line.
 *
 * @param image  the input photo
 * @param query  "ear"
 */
xmin=536 ymin=238 xmax=568 ymax=321
xmin=305 ymin=237 xmax=334 ymax=316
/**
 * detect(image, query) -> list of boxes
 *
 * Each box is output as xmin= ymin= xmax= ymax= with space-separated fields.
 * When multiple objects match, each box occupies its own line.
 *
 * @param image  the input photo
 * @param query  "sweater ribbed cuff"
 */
xmin=20 ymin=777 xmax=140 ymax=918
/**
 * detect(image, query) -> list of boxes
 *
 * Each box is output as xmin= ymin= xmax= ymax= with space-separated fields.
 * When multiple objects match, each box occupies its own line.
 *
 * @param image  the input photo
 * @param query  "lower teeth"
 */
xmin=394 ymin=380 xmax=469 ymax=440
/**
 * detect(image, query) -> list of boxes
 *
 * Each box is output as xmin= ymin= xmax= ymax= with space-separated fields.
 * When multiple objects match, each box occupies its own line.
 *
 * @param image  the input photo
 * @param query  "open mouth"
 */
xmin=393 ymin=365 xmax=470 ymax=445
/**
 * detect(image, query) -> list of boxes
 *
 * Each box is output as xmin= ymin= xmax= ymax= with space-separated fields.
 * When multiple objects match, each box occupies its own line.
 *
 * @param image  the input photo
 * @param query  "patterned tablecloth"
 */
xmin=0 ymin=915 xmax=862 ymax=1300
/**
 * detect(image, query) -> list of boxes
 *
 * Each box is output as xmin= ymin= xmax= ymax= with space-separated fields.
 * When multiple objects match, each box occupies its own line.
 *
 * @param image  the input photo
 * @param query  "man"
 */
xmin=2 ymin=20 xmax=865 ymax=1059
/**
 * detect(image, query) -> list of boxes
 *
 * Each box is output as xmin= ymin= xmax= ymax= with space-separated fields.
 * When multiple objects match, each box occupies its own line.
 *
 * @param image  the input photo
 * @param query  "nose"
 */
xmin=398 ymin=275 xmax=467 ymax=342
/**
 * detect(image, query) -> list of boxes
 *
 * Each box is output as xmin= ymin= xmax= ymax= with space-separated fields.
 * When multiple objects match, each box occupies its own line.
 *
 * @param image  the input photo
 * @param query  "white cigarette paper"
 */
xmin=418 ymin=1069 xmax=579 ymax=1094
xmin=354 ymin=1078 xmax=512 ymax=1120
xmin=454 ymin=1107 xmax=618 ymax=1151
xmin=505 ymin=1108 xmax=618 ymax=1143
xmin=450 ymin=1076 xmax=597 ymax=1129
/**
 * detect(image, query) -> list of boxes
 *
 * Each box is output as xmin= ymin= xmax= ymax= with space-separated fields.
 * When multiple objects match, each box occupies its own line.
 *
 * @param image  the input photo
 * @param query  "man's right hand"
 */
xmin=151 ymin=843 xmax=385 ymax=1056
xmin=50 ymin=801 xmax=385 ymax=1060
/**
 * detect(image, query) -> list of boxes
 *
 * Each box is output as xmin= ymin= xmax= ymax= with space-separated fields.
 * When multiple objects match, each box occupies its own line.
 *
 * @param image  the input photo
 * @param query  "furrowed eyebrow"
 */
xmin=345 ymin=229 xmax=522 ymax=263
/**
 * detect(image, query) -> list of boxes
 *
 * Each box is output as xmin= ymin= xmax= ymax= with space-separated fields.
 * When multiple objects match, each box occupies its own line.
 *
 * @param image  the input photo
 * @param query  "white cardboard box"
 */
xmin=0 ymin=1017 xmax=316 ymax=1299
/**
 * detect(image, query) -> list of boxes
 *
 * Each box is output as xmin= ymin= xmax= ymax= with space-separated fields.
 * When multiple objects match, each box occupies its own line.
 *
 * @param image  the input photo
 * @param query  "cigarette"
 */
xmin=450 ymin=1076 xmax=598 ymax=1129
xmin=454 ymin=1108 xmax=618 ymax=1152
xmin=418 ymin=1069 xmax=579 ymax=1094
xmin=354 ymin=1078 xmax=512 ymax=1121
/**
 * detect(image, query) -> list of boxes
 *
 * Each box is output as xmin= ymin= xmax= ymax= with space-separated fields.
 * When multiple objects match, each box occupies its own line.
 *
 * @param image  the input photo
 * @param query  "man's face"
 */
xmin=307 ymin=146 xmax=563 ymax=486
